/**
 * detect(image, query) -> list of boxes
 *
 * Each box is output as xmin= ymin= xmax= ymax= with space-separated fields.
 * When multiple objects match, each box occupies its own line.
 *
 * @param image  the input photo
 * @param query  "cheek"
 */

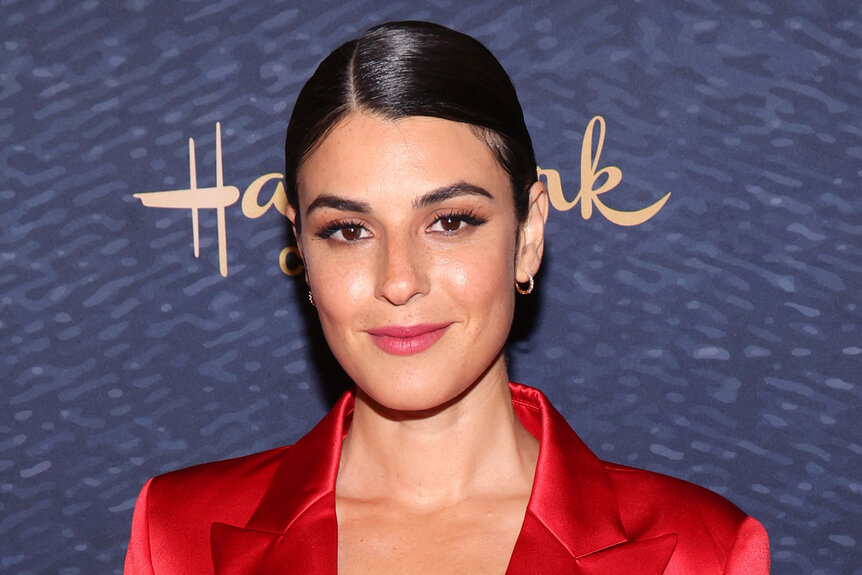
xmin=346 ymin=271 xmax=367 ymax=301
xmin=450 ymin=266 xmax=469 ymax=289
xmin=312 ymin=266 xmax=371 ymax=360
xmin=309 ymin=255 xmax=373 ymax=315
xmin=442 ymin=241 xmax=514 ymax=303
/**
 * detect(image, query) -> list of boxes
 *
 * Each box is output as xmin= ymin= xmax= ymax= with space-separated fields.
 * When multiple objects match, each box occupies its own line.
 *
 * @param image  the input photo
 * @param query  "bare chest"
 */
xmin=336 ymin=496 xmax=528 ymax=575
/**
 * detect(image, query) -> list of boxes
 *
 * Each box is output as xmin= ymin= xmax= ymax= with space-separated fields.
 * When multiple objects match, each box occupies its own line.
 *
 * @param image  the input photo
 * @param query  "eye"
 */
xmin=436 ymin=215 xmax=464 ymax=232
xmin=428 ymin=211 xmax=487 ymax=234
xmin=335 ymin=224 xmax=367 ymax=241
xmin=316 ymin=221 xmax=371 ymax=242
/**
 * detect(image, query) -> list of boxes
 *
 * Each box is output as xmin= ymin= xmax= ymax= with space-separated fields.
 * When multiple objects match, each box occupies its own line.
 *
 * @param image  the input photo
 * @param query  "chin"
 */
xmin=349 ymin=353 xmax=506 ymax=418
xmin=352 ymin=373 xmax=463 ymax=415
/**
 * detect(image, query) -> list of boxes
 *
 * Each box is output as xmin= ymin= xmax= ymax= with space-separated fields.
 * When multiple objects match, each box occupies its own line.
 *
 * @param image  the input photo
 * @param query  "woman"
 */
xmin=124 ymin=21 xmax=769 ymax=574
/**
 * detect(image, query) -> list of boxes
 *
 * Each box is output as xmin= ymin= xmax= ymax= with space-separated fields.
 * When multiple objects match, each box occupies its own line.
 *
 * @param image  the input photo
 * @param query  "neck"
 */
xmin=335 ymin=361 xmax=539 ymax=510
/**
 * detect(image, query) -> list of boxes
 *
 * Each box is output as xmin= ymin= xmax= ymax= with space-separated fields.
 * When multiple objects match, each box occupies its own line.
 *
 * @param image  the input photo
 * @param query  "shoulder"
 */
xmin=602 ymin=462 xmax=770 ymax=574
xmin=149 ymin=445 xmax=290 ymax=491
xmin=125 ymin=446 xmax=294 ymax=574
xmin=142 ymin=445 xmax=290 ymax=525
xmin=134 ymin=446 xmax=293 ymax=551
xmin=603 ymin=461 xmax=747 ymax=535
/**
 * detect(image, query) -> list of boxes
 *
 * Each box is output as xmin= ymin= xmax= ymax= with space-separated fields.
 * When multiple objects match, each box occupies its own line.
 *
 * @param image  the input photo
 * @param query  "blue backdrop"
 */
xmin=2 ymin=1 xmax=860 ymax=573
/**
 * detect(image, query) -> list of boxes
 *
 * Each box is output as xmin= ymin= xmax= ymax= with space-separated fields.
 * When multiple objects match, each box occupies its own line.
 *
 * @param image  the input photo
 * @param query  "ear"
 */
xmin=285 ymin=202 xmax=308 ymax=278
xmin=515 ymin=180 xmax=549 ymax=284
xmin=286 ymin=202 xmax=303 ymax=254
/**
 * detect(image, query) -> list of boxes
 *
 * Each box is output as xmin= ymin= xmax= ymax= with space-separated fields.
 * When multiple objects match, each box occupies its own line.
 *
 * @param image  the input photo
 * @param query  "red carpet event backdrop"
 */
xmin=2 ymin=1 xmax=860 ymax=573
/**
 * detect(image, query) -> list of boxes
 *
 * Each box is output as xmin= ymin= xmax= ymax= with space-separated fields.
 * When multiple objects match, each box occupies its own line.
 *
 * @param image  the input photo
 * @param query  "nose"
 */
xmin=375 ymin=234 xmax=429 ymax=306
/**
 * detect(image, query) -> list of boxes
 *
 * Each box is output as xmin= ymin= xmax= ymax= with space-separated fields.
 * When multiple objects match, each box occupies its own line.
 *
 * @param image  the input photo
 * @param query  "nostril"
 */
xmin=376 ymin=239 xmax=428 ymax=305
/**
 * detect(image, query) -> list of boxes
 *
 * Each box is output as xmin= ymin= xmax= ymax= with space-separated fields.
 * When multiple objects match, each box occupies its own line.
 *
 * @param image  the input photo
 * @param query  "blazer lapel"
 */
xmin=507 ymin=520 xmax=676 ymax=575
xmin=507 ymin=384 xmax=677 ymax=575
xmin=210 ymin=523 xmax=281 ymax=575
xmin=210 ymin=390 xmax=355 ymax=575
xmin=575 ymin=534 xmax=677 ymax=575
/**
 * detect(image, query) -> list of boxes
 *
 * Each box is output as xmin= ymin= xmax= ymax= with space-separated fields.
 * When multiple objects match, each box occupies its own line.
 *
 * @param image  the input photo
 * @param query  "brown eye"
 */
xmin=320 ymin=222 xmax=369 ymax=242
xmin=428 ymin=211 xmax=486 ymax=234
xmin=341 ymin=225 xmax=363 ymax=241
xmin=439 ymin=216 xmax=462 ymax=232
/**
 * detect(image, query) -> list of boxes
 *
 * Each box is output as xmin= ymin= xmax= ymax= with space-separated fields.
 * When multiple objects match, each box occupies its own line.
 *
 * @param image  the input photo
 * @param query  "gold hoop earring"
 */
xmin=515 ymin=273 xmax=534 ymax=295
xmin=308 ymin=290 xmax=316 ymax=307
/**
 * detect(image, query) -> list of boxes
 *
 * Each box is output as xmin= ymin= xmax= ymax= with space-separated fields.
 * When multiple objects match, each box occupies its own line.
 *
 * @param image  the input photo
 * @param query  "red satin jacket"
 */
xmin=124 ymin=383 xmax=770 ymax=574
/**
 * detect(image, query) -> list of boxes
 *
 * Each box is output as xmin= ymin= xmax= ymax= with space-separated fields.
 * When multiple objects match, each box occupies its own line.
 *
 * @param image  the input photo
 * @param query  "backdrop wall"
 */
xmin=2 ymin=1 xmax=860 ymax=573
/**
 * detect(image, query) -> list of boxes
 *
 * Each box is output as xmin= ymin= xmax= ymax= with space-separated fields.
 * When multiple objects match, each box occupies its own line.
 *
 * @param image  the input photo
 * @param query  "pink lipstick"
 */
xmin=367 ymin=323 xmax=451 ymax=356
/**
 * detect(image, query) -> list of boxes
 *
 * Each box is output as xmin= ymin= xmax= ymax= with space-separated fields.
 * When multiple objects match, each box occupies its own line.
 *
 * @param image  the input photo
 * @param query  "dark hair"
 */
xmin=284 ymin=21 xmax=537 ymax=229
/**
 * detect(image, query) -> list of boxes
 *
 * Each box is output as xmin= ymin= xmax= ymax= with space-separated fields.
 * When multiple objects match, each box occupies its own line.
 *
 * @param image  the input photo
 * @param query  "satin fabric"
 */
xmin=124 ymin=383 xmax=770 ymax=574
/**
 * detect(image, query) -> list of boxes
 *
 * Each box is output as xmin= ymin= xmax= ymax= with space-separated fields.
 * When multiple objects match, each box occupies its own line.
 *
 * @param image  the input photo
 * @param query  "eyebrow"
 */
xmin=412 ymin=182 xmax=494 ymax=209
xmin=305 ymin=195 xmax=371 ymax=215
xmin=305 ymin=182 xmax=494 ymax=216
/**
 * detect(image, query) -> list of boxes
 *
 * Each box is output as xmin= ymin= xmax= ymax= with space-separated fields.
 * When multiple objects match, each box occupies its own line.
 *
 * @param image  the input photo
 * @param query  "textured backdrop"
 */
xmin=2 ymin=1 xmax=860 ymax=573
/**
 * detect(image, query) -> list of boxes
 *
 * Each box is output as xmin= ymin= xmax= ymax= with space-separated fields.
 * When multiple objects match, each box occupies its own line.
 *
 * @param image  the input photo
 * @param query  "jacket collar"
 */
xmin=210 ymin=383 xmax=676 ymax=574
xmin=210 ymin=392 xmax=352 ymax=574
xmin=506 ymin=385 xmax=676 ymax=573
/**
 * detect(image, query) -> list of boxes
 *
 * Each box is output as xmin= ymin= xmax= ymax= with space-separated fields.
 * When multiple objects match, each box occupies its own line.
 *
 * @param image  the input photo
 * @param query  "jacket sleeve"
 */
xmin=123 ymin=478 xmax=156 ymax=575
xmin=723 ymin=516 xmax=770 ymax=574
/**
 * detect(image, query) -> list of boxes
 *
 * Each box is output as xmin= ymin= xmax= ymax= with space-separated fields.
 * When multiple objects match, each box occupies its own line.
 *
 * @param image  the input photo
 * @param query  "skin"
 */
xmin=288 ymin=112 xmax=549 ymax=575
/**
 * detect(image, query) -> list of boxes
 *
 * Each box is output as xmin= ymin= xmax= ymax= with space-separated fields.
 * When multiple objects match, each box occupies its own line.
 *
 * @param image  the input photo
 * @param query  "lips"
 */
xmin=366 ymin=323 xmax=451 ymax=356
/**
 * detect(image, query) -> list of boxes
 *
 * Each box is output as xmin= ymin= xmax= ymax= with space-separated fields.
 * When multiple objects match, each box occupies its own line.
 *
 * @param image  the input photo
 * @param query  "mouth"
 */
xmin=366 ymin=323 xmax=452 ymax=356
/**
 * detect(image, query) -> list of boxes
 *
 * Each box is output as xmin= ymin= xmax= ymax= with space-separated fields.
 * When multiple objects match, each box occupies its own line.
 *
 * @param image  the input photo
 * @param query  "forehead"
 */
xmin=297 ymin=113 xmax=512 ymax=206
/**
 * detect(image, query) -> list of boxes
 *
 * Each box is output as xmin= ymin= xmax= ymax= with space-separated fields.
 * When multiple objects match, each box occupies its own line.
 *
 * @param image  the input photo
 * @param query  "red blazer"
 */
xmin=124 ymin=383 xmax=770 ymax=574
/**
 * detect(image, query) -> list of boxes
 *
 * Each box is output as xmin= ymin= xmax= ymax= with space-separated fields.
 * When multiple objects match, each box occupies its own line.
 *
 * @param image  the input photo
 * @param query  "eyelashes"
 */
xmin=314 ymin=209 xmax=488 ymax=243
xmin=315 ymin=220 xmax=368 ymax=242
xmin=430 ymin=209 xmax=487 ymax=232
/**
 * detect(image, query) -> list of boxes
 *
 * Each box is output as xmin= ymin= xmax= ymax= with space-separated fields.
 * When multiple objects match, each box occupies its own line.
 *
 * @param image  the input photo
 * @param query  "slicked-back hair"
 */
xmin=284 ymin=21 xmax=537 ymax=230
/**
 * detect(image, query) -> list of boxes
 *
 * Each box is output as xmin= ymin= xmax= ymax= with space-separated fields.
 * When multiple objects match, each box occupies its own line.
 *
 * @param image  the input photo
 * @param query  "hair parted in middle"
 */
xmin=284 ymin=20 xmax=538 ymax=230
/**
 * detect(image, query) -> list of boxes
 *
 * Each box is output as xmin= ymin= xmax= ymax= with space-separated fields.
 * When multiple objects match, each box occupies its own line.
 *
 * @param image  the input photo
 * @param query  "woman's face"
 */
xmin=293 ymin=112 xmax=545 ymax=413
